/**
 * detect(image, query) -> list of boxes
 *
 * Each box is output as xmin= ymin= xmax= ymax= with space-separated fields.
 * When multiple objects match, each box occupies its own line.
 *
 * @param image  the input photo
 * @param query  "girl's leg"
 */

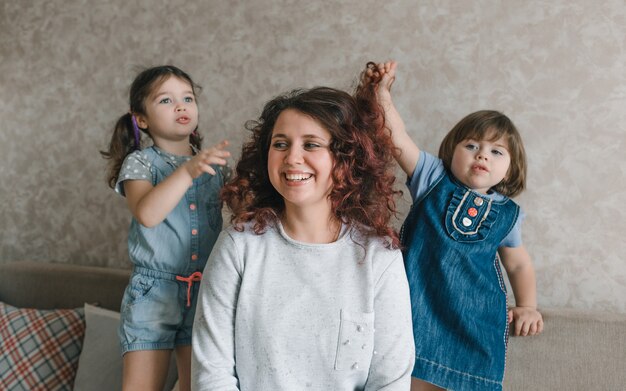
xmin=411 ymin=377 xmax=445 ymax=391
xmin=175 ymin=345 xmax=192 ymax=391
xmin=123 ymin=350 xmax=172 ymax=391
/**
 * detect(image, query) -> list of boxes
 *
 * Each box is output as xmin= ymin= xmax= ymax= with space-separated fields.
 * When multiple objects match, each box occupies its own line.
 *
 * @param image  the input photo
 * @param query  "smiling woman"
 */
xmin=191 ymin=83 xmax=415 ymax=390
xmin=267 ymin=109 xmax=335 ymax=239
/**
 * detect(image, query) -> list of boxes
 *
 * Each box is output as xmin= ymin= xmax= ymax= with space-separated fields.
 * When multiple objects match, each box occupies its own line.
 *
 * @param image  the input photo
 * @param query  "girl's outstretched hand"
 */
xmin=184 ymin=140 xmax=231 ymax=179
xmin=508 ymin=306 xmax=544 ymax=336
xmin=376 ymin=61 xmax=397 ymax=101
xmin=362 ymin=61 xmax=397 ymax=101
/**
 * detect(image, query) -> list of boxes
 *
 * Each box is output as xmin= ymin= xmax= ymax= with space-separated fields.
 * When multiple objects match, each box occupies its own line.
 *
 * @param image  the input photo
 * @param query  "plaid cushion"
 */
xmin=0 ymin=302 xmax=85 ymax=391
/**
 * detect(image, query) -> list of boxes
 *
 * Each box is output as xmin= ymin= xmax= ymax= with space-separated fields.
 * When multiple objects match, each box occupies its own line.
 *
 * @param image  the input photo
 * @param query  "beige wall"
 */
xmin=1 ymin=1 xmax=624 ymax=313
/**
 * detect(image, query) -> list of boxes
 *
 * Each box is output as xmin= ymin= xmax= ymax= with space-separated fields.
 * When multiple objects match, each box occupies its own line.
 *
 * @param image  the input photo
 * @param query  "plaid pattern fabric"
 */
xmin=0 ymin=302 xmax=85 ymax=391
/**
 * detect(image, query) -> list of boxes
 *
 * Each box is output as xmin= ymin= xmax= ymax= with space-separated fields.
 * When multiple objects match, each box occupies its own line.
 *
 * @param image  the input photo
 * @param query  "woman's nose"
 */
xmin=284 ymin=147 xmax=303 ymax=164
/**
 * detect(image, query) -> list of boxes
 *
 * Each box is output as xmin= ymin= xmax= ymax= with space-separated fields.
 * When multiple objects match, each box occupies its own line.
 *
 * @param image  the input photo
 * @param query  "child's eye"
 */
xmin=159 ymin=97 xmax=172 ymax=104
xmin=492 ymin=149 xmax=504 ymax=156
xmin=465 ymin=143 xmax=478 ymax=151
xmin=184 ymin=96 xmax=194 ymax=103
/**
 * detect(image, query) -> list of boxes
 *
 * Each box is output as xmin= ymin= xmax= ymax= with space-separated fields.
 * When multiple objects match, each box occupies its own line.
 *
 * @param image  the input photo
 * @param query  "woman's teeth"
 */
xmin=285 ymin=173 xmax=312 ymax=181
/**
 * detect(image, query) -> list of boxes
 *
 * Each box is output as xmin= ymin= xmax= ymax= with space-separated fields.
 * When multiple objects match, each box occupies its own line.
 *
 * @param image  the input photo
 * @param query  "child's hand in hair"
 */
xmin=376 ymin=61 xmax=397 ymax=100
xmin=362 ymin=61 xmax=397 ymax=105
xmin=184 ymin=140 xmax=231 ymax=179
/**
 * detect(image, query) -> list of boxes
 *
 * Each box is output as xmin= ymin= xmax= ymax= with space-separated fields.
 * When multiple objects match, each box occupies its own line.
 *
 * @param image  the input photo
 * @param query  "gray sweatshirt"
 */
xmin=191 ymin=222 xmax=415 ymax=390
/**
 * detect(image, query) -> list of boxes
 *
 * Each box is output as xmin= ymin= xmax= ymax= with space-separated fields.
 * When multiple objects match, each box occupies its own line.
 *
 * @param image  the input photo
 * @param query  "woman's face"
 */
xmin=267 ymin=109 xmax=335 ymax=216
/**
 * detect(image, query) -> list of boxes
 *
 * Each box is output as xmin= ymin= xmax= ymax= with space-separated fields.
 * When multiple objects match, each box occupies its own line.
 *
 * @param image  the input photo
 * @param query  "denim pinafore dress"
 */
xmin=401 ymin=170 xmax=519 ymax=391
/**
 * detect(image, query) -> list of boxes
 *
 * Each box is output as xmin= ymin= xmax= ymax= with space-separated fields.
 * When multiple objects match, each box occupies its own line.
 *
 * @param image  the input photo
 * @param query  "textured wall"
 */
xmin=1 ymin=1 xmax=624 ymax=313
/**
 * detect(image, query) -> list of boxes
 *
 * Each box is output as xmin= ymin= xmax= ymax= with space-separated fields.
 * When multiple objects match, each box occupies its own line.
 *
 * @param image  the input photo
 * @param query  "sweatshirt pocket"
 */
xmin=334 ymin=309 xmax=375 ymax=371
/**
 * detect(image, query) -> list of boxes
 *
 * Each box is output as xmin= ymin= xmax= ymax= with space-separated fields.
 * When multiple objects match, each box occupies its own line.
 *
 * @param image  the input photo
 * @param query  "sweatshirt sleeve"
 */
xmin=365 ymin=252 xmax=415 ymax=390
xmin=192 ymin=230 xmax=242 ymax=391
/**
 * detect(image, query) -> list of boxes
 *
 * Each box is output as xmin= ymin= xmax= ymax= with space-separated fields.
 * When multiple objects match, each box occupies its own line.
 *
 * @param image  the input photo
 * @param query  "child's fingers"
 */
xmin=387 ymin=61 xmax=397 ymax=77
xmin=208 ymin=140 xmax=230 ymax=151
xmin=528 ymin=321 xmax=538 ymax=336
xmin=199 ymin=162 xmax=217 ymax=176
xmin=199 ymin=148 xmax=231 ymax=162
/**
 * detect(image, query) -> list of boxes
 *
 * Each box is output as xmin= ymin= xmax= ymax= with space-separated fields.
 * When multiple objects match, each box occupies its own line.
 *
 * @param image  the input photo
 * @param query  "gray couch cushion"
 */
xmin=0 ymin=261 xmax=129 ymax=311
xmin=505 ymin=308 xmax=626 ymax=390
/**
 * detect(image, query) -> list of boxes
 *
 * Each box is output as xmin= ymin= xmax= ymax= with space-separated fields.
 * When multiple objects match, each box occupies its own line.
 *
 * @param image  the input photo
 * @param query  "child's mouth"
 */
xmin=471 ymin=165 xmax=488 ymax=173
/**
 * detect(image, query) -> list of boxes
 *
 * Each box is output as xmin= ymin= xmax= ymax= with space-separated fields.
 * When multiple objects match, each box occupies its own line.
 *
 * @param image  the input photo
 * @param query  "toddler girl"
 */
xmin=363 ymin=61 xmax=543 ymax=391
xmin=101 ymin=65 xmax=230 ymax=391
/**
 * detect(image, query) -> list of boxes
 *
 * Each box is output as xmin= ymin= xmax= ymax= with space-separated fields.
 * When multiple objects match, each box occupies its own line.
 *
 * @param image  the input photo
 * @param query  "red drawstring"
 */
xmin=176 ymin=271 xmax=203 ymax=307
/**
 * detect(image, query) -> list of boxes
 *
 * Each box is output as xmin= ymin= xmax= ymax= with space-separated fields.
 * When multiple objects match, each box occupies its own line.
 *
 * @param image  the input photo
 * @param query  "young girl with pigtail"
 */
xmin=101 ymin=65 xmax=230 ymax=391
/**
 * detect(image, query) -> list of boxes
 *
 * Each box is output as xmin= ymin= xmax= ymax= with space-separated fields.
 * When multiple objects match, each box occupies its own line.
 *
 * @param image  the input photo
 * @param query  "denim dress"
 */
xmin=117 ymin=146 xmax=225 ymax=353
xmin=401 ymin=170 xmax=519 ymax=391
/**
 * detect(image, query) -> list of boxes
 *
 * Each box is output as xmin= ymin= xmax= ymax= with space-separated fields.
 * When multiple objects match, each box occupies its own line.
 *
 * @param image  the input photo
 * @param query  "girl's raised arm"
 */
xmin=372 ymin=61 xmax=420 ymax=178
xmin=125 ymin=141 xmax=230 ymax=227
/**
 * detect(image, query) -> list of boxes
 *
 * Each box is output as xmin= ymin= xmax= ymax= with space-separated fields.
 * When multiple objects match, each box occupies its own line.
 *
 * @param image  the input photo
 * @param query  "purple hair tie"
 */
xmin=131 ymin=115 xmax=141 ymax=150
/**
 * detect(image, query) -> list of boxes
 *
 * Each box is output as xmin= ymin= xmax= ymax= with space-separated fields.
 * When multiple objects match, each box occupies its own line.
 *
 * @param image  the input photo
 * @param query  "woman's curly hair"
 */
xmin=222 ymin=68 xmax=401 ymax=248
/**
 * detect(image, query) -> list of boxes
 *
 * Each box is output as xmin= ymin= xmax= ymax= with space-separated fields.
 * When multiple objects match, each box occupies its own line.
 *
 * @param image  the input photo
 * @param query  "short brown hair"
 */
xmin=438 ymin=110 xmax=527 ymax=197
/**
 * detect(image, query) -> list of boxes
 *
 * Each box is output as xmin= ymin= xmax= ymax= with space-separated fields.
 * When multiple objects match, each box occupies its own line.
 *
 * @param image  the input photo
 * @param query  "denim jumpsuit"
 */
xmin=402 ymin=170 xmax=519 ymax=391
xmin=117 ymin=146 xmax=224 ymax=354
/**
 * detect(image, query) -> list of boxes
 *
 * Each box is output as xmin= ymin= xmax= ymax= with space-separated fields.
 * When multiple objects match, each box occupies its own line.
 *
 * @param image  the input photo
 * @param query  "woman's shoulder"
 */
xmin=348 ymin=224 xmax=401 ymax=256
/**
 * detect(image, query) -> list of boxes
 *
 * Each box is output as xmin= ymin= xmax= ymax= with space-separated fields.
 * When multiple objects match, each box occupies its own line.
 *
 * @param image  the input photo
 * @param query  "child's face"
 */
xmin=450 ymin=136 xmax=511 ymax=194
xmin=267 ymin=109 xmax=335 ymax=216
xmin=136 ymin=76 xmax=198 ymax=146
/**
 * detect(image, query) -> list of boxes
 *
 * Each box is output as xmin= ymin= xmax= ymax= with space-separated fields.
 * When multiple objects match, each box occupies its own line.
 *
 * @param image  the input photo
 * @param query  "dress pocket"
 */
xmin=334 ymin=309 xmax=375 ymax=371
xmin=128 ymin=273 xmax=157 ymax=304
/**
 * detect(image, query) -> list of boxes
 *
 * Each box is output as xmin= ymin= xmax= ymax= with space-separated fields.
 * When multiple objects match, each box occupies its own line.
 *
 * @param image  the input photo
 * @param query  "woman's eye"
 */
xmin=159 ymin=98 xmax=172 ymax=104
xmin=304 ymin=142 xmax=321 ymax=150
xmin=272 ymin=141 xmax=288 ymax=150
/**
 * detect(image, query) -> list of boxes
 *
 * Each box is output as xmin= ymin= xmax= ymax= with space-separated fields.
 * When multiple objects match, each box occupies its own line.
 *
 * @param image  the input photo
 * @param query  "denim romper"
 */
xmin=401 ymin=170 xmax=519 ymax=391
xmin=117 ymin=146 xmax=224 ymax=354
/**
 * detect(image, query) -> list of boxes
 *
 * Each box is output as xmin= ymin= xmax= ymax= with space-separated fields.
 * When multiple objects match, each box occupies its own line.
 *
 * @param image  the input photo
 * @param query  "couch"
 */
xmin=1 ymin=261 xmax=625 ymax=390
xmin=0 ymin=261 xmax=178 ymax=390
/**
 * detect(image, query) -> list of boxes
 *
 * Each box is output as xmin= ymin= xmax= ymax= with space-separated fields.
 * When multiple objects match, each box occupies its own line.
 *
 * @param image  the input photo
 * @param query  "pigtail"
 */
xmin=100 ymin=113 xmax=139 ymax=189
xmin=190 ymin=129 xmax=203 ymax=151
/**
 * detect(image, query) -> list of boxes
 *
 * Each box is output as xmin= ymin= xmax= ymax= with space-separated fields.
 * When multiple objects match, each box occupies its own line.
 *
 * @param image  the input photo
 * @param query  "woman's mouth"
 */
xmin=285 ymin=173 xmax=313 ymax=182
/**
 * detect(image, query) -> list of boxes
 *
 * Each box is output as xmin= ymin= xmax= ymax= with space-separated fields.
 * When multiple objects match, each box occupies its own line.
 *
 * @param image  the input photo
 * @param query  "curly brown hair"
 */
xmin=222 ymin=81 xmax=401 ymax=247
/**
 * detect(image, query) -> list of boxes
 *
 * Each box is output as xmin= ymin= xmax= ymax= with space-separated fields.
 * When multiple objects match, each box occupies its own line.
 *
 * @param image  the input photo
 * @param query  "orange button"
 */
xmin=468 ymin=207 xmax=478 ymax=217
xmin=191 ymin=254 xmax=198 ymax=261
xmin=191 ymin=229 xmax=198 ymax=235
xmin=189 ymin=204 xmax=196 ymax=210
